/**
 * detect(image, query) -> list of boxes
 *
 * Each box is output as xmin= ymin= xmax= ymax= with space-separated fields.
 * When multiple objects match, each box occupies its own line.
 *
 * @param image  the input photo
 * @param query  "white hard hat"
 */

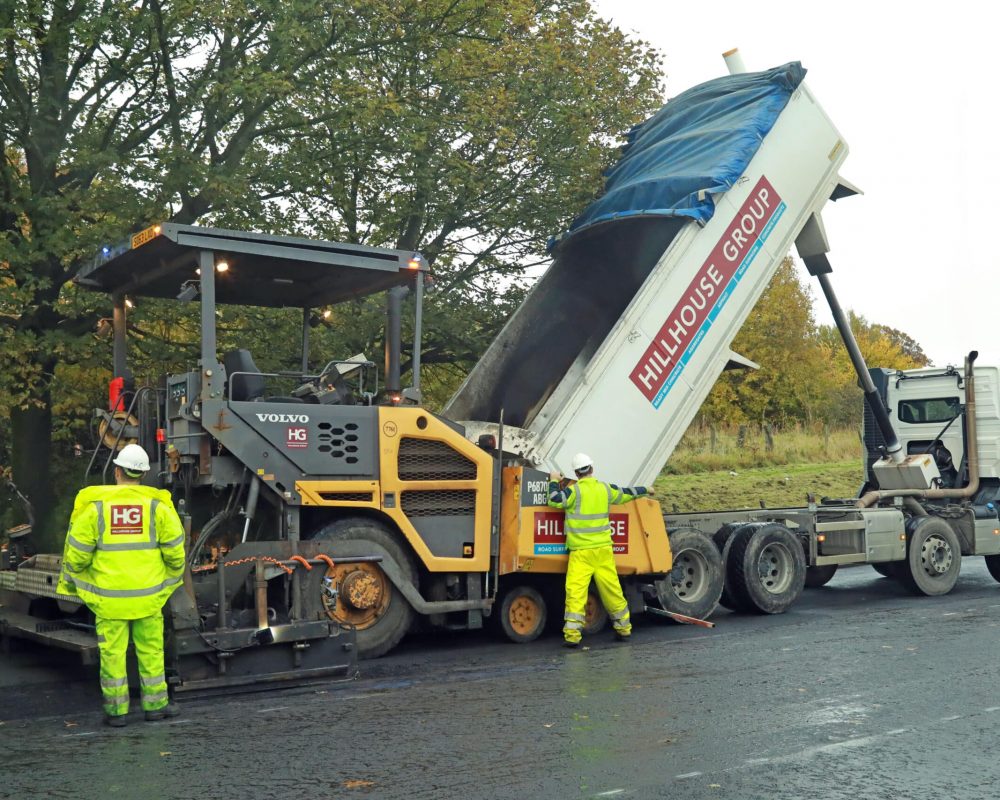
xmin=113 ymin=443 xmax=150 ymax=474
xmin=571 ymin=452 xmax=593 ymax=472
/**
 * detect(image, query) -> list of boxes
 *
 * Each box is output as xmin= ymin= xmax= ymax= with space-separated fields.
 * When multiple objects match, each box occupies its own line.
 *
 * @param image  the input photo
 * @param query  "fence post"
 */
xmin=763 ymin=424 xmax=774 ymax=453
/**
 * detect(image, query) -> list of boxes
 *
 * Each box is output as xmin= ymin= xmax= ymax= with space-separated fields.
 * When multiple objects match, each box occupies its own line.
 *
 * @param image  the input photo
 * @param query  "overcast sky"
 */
xmin=592 ymin=0 xmax=993 ymax=369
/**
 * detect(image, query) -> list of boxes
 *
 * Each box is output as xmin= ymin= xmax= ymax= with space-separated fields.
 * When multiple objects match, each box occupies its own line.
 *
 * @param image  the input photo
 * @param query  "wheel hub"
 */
xmin=670 ymin=550 xmax=709 ymax=602
xmin=921 ymin=534 xmax=953 ymax=576
xmin=321 ymin=562 xmax=391 ymax=630
xmin=756 ymin=542 xmax=794 ymax=595
xmin=342 ymin=569 xmax=383 ymax=610
xmin=508 ymin=596 xmax=540 ymax=635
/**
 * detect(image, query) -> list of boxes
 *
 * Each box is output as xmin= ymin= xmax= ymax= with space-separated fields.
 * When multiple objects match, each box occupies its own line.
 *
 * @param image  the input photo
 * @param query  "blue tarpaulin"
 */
xmin=553 ymin=62 xmax=806 ymax=249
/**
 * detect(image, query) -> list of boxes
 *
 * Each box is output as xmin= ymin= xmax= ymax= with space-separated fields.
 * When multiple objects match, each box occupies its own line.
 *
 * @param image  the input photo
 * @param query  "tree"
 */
xmin=0 ymin=1 xmax=663 ymax=545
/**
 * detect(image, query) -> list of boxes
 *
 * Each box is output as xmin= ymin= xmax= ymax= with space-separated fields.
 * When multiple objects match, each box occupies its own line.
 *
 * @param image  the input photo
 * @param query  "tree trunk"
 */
xmin=10 ymin=381 xmax=59 ymax=552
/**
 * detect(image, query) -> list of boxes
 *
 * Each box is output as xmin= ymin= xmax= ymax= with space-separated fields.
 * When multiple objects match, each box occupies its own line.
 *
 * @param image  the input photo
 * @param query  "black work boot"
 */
xmin=562 ymin=640 xmax=580 ymax=649
xmin=104 ymin=714 xmax=128 ymax=728
xmin=145 ymin=703 xmax=180 ymax=722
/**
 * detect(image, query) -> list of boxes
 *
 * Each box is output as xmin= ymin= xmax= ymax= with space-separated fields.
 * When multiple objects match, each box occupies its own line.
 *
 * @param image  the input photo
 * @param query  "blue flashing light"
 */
xmin=102 ymin=246 xmax=111 ymax=256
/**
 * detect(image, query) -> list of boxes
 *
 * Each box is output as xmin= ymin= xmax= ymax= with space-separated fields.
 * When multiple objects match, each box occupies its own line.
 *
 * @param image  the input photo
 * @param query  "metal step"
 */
xmin=0 ymin=607 xmax=100 ymax=665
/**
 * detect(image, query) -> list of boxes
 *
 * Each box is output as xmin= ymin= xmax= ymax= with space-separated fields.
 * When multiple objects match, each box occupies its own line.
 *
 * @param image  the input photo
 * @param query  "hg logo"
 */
xmin=110 ymin=505 xmax=143 ymax=535
xmin=287 ymin=426 xmax=309 ymax=448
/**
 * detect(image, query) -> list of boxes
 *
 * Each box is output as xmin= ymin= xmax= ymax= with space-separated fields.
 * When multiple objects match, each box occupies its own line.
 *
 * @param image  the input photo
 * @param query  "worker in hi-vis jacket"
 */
xmin=547 ymin=453 xmax=651 ymax=647
xmin=57 ymin=444 xmax=186 ymax=727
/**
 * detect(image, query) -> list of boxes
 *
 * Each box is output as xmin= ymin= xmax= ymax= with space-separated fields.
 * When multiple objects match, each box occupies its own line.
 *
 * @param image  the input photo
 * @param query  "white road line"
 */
xmin=940 ymin=715 xmax=961 ymax=722
xmin=62 ymin=731 xmax=97 ymax=737
xmin=942 ymin=612 xmax=959 ymax=616
xmin=985 ymin=707 xmax=1000 ymax=712
xmin=595 ymin=790 xmax=625 ymax=797
xmin=257 ymin=706 xmax=289 ymax=713
xmin=674 ymin=772 xmax=702 ymax=779
xmin=886 ymin=728 xmax=909 ymax=735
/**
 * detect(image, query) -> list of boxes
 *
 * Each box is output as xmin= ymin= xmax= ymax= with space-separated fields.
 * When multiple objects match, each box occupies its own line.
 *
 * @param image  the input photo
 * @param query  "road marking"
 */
xmin=675 ymin=772 xmax=702 ymax=779
xmin=942 ymin=612 xmax=959 ymax=616
xmin=985 ymin=707 xmax=1000 ymax=713
xmin=257 ymin=706 xmax=288 ymax=713
xmin=940 ymin=715 xmax=961 ymax=722
xmin=62 ymin=731 xmax=97 ymax=737
xmin=595 ymin=790 xmax=625 ymax=797
xmin=886 ymin=728 xmax=909 ymax=735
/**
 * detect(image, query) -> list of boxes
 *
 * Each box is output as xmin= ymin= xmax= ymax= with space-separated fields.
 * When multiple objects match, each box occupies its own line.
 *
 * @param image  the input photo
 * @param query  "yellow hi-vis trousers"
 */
xmin=563 ymin=545 xmax=631 ymax=643
xmin=96 ymin=615 xmax=169 ymax=717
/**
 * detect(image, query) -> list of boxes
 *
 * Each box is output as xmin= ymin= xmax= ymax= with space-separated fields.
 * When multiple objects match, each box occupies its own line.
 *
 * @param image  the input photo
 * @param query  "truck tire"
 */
xmin=804 ymin=564 xmax=838 ymax=588
xmin=899 ymin=517 xmax=962 ymax=597
xmin=872 ymin=563 xmax=894 ymax=578
xmin=653 ymin=528 xmax=724 ymax=621
xmin=712 ymin=523 xmax=742 ymax=611
xmin=985 ymin=555 xmax=1000 ymax=583
xmin=311 ymin=517 xmax=417 ymax=659
xmin=496 ymin=585 xmax=548 ymax=643
xmin=728 ymin=523 xmax=806 ymax=614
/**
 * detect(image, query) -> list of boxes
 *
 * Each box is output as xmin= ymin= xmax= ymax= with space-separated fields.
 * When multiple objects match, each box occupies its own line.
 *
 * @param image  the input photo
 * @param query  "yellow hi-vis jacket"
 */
xmin=547 ymin=476 xmax=648 ymax=551
xmin=56 ymin=484 xmax=186 ymax=619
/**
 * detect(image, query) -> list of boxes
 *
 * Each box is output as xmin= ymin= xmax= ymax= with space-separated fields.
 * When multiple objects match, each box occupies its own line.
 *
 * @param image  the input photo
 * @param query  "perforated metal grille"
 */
xmin=317 ymin=421 xmax=362 ymax=465
xmin=398 ymin=438 xmax=476 ymax=481
xmin=318 ymin=492 xmax=373 ymax=503
xmin=401 ymin=490 xmax=476 ymax=517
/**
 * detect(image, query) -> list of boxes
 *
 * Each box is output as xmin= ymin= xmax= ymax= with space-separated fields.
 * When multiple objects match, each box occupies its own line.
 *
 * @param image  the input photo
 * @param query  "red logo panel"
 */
xmin=532 ymin=511 xmax=629 ymax=555
xmin=110 ymin=504 xmax=143 ymax=535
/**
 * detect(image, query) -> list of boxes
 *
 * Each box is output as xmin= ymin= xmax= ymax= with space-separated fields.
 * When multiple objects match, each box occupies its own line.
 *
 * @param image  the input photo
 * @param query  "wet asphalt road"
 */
xmin=3 ymin=562 xmax=1000 ymax=800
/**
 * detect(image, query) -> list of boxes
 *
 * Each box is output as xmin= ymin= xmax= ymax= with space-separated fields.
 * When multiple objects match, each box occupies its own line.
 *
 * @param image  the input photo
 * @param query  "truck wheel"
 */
xmin=653 ymin=528 xmax=724 ymax=621
xmin=872 ymin=563 xmax=894 ymax=578
xmin=899 ymin=517 xmax=962 ymax=596
xmin=804 ymin=564 xmax=838 ymax=588
xmin=985 ymin=555 xmax=1000 ymax=583
xmin=311 ymin=517 xmax=417 ymax=659
xmin=728 ymin=523 xmax=806 ymax=614
xmin=497 ymin=585 xmax=547 ymax=643
xmin=712 ymin=523 xmax=742 ymax=611
xmin=582 ymin=590 xmax=609 ymax=635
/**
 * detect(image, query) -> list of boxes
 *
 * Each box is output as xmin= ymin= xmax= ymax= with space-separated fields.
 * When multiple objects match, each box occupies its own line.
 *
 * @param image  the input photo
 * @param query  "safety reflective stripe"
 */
xmin=95 ymin=501 xmax=104 ymax=537
xmin=150 ymin=499 xmax=158 ymax=534
xmin=63 ymin=562 xmax=80 ymax=574
xmin=563 ymin=619 xmax=584 ymax=630
xmin=609 ymin=608 xmax=629 ymax=620
xmin=160 ymin=534 xmax=184 ymax=548
xmin=141 ymin=690 xmax=168 ymax=705
xmin=564 ymin=612 xmax=585 ymax=622
xmin=140 ymin=674 xmax=166 ymax=687
xmin=99 ymin=540 xmax=161 ymax=551
xmin=565 ymin=511 xmax=606 ymax=521
xmin=569 ymin=523 xmax=612 ymax=533
xmin=69 ymin=575 xmax=181 ymax=598
xmin=67 ymin=535 xmax=95 ymax=553
xmin=101 ymin=676 xmax=128 ymax=688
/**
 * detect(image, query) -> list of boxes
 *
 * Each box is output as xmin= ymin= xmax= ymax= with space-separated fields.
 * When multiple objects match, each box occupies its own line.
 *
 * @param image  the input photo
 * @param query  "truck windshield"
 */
xmin=897 ymin=397 xmax=962 ymax=424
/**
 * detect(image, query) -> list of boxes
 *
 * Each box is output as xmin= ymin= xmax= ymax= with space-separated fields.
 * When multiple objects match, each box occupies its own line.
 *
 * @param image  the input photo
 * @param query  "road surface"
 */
xmin=2 ymin=562 xmax=1000 ymax=799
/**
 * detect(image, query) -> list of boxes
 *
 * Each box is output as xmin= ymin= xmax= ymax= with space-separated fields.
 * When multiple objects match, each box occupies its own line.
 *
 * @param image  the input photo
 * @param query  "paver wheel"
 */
xmin=497 ymin=585 xmax=547 ymax=643
xmin=804 ymin=564 xmax=838 ymax=588
xmin=899 ymin=517 xmax=961 ymax=597
xmin=728 ymin=523 xmax=806 ymax=614
xmin=654 ymin=527 xmax=724 ymax=621
xmin=311 ymin=517 xmax=417 ymax=659
xmin=582 ymin=590 xmax=609 ymax=635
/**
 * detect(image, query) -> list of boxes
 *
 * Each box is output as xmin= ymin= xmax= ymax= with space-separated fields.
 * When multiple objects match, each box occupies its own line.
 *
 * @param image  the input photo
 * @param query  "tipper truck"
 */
xmin=3 ymin=54 xmax=1000 ymax=687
